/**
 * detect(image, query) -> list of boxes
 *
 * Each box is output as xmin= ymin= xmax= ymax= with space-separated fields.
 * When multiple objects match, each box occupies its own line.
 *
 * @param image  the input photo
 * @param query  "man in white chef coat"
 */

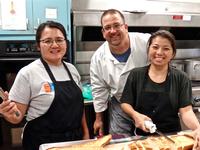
xmin=90 ymin=9 xmax=150 ymax=136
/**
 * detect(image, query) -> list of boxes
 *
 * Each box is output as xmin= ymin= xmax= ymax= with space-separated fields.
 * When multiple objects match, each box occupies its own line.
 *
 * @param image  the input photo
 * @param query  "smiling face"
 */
xmin=38 ymin=27 xmax=67 ymax=66
xmin=148 ymin=36 xmax=175 ymax=68
xmin=101 ymin=13 xmax=128 ymax=48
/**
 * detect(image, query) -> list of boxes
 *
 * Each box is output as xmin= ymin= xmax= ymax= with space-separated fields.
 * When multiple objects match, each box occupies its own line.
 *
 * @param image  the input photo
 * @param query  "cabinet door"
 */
xmin=32 ymin=0 xmax=71 ymax=41
xmin=0 ymin=0 xmax=34 ymax=36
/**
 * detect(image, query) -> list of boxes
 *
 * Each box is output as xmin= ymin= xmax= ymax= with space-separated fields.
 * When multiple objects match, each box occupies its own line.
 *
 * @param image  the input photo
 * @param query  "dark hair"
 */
xmin=147 ymin=30 xmax=176 ymax=55
xmin=36 ymin=21 xmax=68 ymax=45
xmin=100 ymin=9 xmax=125 ymax=25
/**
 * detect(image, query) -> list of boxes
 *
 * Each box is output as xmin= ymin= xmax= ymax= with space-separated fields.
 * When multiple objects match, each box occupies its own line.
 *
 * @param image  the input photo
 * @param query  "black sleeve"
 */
xmin=170 ymin=68 xmax=192 ymax=110
xmin=178 ymin=73 xmax=192 ymax=107
xmin=120 ymin=71 xmax=137 ymax=107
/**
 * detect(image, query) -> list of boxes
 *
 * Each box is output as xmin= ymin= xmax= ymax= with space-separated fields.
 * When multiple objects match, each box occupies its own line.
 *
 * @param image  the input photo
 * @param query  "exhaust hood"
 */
xmin=72 ymin=0 xmax=200 ymax=80
xmin=72 ymin=0 xmax=200 ymax=27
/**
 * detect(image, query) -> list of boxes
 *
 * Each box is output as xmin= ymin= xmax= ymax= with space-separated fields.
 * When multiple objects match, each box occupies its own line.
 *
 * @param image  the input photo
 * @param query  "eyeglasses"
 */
xmin=40 ymin=38 xmax=66 ymax=46
xmin=103 ymin=23 xmax=124 ymax=32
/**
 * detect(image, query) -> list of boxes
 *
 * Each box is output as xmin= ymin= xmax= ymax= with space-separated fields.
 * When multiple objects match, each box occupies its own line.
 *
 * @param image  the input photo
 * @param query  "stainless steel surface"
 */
xmin=192 ymin=86 xmax=200 ymax=107
xmin=170 ymin=60 xmax=185 ymax=72
xmin=73 ymin=11 xmax=102 ymax=26
xmin=75 ymin=64 xmax=90 ymax=76
xmin=72 ymin=0 xmax=200 ymax=14
xmin=73 ymin=10 xmax=200 ymax=27
xmin=192 ymin=86 xmax=200 ymax=96
xmin=155 ymin=130 xmax=175 ymax=144
xmin=109 ymin=135 xmax=145 ymax=144
xmin=175 ymin=49 xmax=200 ymax=59
xmin=72 ymin=0 xmax=200 ymax=79
xmin=77 ymin=41 xmax=103 ymax=51
xmin=185 ymin=59 xmax=200 ymax=81
xmin=76 ymin=51 xmax=95 ymax=63
xmin=39 ymin=139 xmax=96 ymax=150
xmin=72 ymin=0 xmax=200 ymax=27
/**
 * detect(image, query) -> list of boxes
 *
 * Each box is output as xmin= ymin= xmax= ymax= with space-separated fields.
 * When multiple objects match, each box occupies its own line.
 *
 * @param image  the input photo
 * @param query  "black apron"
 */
xmin=135 ymin=68 xmax=181 ymax=136
xmin=22 ymin=58 xmax=84 ymax=150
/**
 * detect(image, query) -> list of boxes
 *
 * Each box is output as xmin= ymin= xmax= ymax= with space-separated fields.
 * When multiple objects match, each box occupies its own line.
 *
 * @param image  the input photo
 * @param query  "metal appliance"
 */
xmin=72 ymin=0 xmax=200 ymax=131
xmin=72 ymin=0 xmax=200 ymax=79
xmin=72 ymin=0 xmax=200 ymax=81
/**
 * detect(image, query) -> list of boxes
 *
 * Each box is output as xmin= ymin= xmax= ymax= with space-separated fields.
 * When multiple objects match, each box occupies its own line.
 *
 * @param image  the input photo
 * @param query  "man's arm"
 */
xmin=93 ymin=112 xmax=104 ymax=136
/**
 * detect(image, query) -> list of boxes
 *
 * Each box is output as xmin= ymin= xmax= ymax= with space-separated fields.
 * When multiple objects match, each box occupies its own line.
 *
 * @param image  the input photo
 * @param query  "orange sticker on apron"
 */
xmin=43 ymin=82 xmax=51 ymax=93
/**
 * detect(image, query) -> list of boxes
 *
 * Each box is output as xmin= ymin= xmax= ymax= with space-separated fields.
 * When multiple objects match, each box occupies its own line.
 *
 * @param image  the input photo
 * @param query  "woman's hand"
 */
xmin=193 ymin=136 xmax=200 ymax=150
xmin=0 ymin=91 xmax=27 ymax=124
xmin=0 ymin=100 xmax=17 ymax=117
xmin=183 ymin=127 xmax=200 ymax=150
xmin=133 ymin=111 xmax=152 ymax=132
xmin=193 ymin=128 xmax=200 ymax=150
xmin=121 ymin=103 xmax=152 ymax=133
xmin=0 ymin=91 xmax=16 ymax=117
xmin=0 ymin=99 xmax=22 ymax=123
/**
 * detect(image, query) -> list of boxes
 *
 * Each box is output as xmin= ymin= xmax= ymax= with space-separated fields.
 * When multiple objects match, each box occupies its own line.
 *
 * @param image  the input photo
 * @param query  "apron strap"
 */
xmin=62 ymin=61 xmax=74 ymax=82
xmin=40 ymin=58 xmax=56 ymax=82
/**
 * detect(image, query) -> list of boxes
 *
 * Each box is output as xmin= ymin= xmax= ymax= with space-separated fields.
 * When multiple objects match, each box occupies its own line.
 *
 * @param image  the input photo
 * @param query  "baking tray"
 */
xmin=39 ymin=135 xmax=145 ymax=150
xmin=39 ymin=139 xmax=95 ymax=150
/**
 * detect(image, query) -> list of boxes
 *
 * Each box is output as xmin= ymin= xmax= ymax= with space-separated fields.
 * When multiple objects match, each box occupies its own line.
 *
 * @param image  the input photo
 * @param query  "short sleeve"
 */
xmin=120 ymin=71 xmax=136 ymax=106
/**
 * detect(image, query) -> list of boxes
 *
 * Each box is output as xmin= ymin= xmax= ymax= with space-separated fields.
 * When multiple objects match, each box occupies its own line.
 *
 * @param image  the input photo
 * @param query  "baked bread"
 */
xmin=171 ymin=135 xmax=194 ymax=150
xmin=129 ymin=135 xmax=194 ymax=150
xmin=48 ymin=134 xmax=112 ymax=150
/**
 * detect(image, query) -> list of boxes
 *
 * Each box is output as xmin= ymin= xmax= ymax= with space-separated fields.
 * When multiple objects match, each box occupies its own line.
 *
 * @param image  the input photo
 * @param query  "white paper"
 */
xmin=183 ymin=15 xmax=192 ymax=21
xmin=45 ymin=8 xmax=57 ymax=19
xmin=1 ymin=0 xmax=27 ymax=30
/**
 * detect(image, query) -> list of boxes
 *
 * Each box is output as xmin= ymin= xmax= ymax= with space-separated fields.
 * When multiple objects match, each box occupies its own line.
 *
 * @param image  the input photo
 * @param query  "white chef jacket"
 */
xmin=90 ymin=32 xmax=151 ymax=113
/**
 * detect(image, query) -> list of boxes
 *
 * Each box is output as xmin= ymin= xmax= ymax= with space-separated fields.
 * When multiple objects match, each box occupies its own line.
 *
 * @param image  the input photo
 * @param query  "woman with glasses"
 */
xmin=90 ymin=9 xmax=151 ymax=137
xmin=0 ymin=21 xmax=89 ymax=150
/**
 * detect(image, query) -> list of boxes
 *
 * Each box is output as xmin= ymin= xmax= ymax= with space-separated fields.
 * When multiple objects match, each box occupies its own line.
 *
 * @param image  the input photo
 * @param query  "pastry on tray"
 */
xmin=129 ymin=134 xmax=194 ymax=150
xmin=48 ymin=134 xmax=112 ymax=150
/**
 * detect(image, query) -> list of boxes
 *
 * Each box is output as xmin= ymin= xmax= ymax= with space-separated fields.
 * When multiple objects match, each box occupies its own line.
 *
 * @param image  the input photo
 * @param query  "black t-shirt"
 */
xmin=120 ymin=65 xmax=192 ymax=111
xmin=145 ymin=75 xmax=166 ymax=92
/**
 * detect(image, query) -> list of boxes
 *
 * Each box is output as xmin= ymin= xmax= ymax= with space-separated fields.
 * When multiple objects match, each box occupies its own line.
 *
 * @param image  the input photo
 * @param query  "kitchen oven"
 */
xmin=72 ymin=0 xmax=200 ymax=132
xmin=0 ymin=40 xmax=39 ymax=148
xmin=0 ymin=40 xmax=39 ymax=90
